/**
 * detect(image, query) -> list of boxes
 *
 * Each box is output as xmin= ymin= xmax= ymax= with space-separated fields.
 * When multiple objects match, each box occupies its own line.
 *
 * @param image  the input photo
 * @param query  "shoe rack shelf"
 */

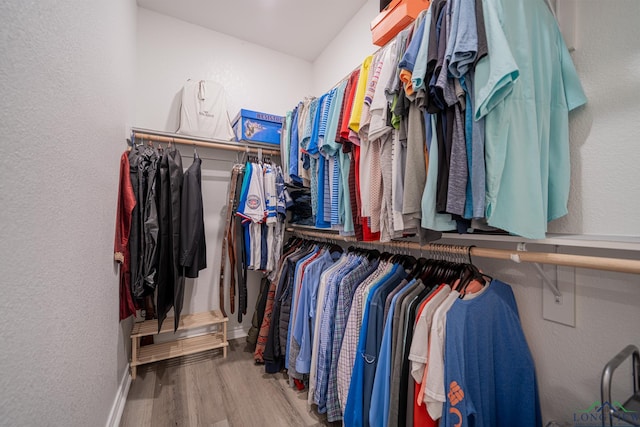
xmin=129 ymin=310 xmax=228 ymax=379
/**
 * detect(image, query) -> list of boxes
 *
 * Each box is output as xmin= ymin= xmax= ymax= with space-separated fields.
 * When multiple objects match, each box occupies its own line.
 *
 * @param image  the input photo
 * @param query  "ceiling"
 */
xmin=137 ymin=0 xmax=369 ymax=62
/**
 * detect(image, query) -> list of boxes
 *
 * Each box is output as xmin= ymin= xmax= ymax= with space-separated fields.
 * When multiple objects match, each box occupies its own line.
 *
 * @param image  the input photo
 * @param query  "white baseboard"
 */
xmin=106 ymin=365 xmax=132 ymax=427
xmin=227 ymin=325 xmax=248 ymax=341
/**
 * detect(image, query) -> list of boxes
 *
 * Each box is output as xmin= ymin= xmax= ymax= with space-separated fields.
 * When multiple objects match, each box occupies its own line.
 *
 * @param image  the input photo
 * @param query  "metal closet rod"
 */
xmin=287 ymin=228 xmax=640 ymax=275
xmin=131 ymin=130 xmax=281 ymax=157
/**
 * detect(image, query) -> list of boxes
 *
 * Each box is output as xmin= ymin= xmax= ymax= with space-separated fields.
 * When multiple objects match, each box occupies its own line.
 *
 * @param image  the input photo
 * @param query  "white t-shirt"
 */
xmin=177 ymin=80 xmax=234 ymax=140
xmin=242 ymin=163 xmax=265 ymax=224
xmin=423 ymin=290 xmax=460 ymax=420
xmin=409 ymin=285 xmax=452 ymax=383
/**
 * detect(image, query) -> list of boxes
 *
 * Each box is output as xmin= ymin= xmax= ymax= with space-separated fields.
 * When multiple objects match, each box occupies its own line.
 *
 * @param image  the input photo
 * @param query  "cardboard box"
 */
xmin=232 ymin=109 xmax=284 ymax=145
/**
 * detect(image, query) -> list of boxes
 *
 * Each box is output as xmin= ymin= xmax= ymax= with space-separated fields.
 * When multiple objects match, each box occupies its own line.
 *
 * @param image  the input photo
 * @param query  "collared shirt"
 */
xmin=285 ymin=247 xmax=321 ymax=375
xmin=370 ymin=279 xmax=416 ymax=427
xmin=288 ymin=106 xmax=301 ymax=185
xmin=388 ymin=280 xmax=427 ymax=426
xmin=362 ymin=266 xmax=408 ymax=426
xmin=314 ymin=255 xmax=361 ymax=411
xmin=326 ymin=258 xmax=379 ymax=422
xmin=344 ymin=263 xmax=403 ymax=427
xmin=336 ymin=261 xmax=389 ymax=412
xmin=294 ymin=249 xmax=341 ymax=374
xmin=308 ymin=254 xmax=350 ymax=405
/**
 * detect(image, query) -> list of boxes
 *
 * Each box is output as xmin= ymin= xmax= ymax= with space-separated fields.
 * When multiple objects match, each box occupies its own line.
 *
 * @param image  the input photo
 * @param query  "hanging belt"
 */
xmin=234 ymin=168 xmax=248 ymax=321
xmin=219 ymin=164 xmax=242 ymax=317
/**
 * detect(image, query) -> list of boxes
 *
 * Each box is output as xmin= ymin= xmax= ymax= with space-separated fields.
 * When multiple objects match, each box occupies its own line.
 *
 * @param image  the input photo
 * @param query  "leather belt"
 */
xmin=219 ymin=164 xmax=242 ymax=317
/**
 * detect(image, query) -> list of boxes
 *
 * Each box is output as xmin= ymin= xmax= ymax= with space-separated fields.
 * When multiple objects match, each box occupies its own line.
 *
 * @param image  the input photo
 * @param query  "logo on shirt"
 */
xmin=572 ymin=401 xmax=638 ymax=426
xmin=448 ymin=381 xmax=465 ymax=427
xmin=199 ymin=111 xmax=215 ymax=118
xmin=247 ymin=195 xmax=260 ymax=210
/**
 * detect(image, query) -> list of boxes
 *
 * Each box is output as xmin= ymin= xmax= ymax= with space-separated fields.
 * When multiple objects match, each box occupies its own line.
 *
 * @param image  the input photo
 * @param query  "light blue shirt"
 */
xmin=461 ymin=75 xmax=486 ymax=219
xmin=343 ymin=264 xmax=401 ymax=427
xmin=307 ymin=97 xmax=322 ymax=218
xmin=314 ymin=255 xmax=360 ymax=411
xmin=475 ymin=0 xmax=586 ymax=239
xmin=446 ymin=0 xmax=479 ymax=78
xmin=369 ymin=279 xmax=415 ymax=427
xmin=398 ymin=16 xmax=426 ymax=72
xmin=285 ymin=247 xmax=319 ymax=369
xmin=411 ymin=7 xmax=433 ymax=91
xmin=288 ymin=106 xmax=301 ymax=184
xmin=321 ymin=82 xmax=346 ymax=157
xmin=294 ymin=249 xmax=340 ymax=374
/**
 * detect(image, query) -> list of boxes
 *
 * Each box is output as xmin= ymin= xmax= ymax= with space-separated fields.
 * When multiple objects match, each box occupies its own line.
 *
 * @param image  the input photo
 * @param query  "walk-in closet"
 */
xmin=1 ymin=1 xmax=639 ymax=427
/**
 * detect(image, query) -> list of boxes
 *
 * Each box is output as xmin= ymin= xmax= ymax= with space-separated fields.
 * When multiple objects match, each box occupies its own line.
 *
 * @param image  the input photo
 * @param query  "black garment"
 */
xmin=397 ymin=294 xmax=423 ymax=427
xmin=128 ymin=148 xmax=141 ymax=304
xmin=288 ymin=188 xmax=313 ymax=226
xmin=129 ymin=145 xmax=161 ymax=299
xmin=180 ymin=155 xmax=207 ymax=278
xmin=234 ymin=167 xmax=246 ymax=319
xmin=263 ymin=261 xmax=289 ymax=371
xmin=156 ymin=147 xmax=183 ymax=332
xmin=246 ymin=276 xmax=271 ymax=349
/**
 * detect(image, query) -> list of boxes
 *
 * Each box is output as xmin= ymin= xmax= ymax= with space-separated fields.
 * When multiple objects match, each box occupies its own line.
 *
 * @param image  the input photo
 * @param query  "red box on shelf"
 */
xmin=371 ymin=0 xmax=430 ymax=47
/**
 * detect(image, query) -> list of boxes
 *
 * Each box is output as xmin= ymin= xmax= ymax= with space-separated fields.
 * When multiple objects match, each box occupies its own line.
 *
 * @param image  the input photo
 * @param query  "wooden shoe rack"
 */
xmin=130 ymin=310 xmax=228 ymax=379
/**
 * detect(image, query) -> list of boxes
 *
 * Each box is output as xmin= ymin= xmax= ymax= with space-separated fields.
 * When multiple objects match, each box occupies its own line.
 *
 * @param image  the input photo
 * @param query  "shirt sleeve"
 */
xmin=473 ymin=0 xmax=519 ymax=120
xmin=558 ymin=31 xmax=587 ymax=111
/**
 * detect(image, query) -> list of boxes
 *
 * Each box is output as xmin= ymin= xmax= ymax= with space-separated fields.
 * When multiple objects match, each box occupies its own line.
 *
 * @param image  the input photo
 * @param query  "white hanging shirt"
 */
xmin=177 ymin=80 xmax=235 ymax=140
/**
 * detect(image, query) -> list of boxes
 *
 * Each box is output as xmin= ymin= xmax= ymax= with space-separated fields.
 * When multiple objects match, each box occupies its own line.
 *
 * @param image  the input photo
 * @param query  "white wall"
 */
xmin=135 ymin=7 xmax=314 ymax=338
xmin=548 ymin=0 xmax=640 ymax=237
xmin=136 ymin=7 xmax=313 ymax=132
xmin=311 ymin=0 xmax=379 ymax=95
xmin=311 ymin=0 xmax=640 ymax=424
xmin=0 ymin=0 xmax=137 ymax=426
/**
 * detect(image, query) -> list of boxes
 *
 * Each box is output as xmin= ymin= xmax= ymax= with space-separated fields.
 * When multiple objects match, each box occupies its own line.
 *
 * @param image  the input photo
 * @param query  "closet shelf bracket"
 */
xmin=515 ymin=243 xmax=563 ymax=301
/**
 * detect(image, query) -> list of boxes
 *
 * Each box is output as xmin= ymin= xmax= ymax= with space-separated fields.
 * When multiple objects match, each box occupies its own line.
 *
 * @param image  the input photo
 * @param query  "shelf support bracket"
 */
xmin=514 ymin=243 xmax=563 ymax=301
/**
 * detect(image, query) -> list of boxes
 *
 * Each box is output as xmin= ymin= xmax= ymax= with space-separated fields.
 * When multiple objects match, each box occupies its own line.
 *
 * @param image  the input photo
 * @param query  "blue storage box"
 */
xmin=232 ymin=109 xmax=284 ymax=145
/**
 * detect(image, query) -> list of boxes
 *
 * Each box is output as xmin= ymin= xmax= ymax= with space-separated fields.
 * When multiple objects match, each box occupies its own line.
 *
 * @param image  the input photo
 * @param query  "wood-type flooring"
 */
xmin=120 ymin=338 xmax=341 ymax=427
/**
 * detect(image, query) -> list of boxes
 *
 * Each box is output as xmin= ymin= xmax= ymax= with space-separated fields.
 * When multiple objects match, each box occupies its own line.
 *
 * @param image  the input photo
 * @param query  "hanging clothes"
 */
xmin=279 ymin=0 xmax=585 ymax=242
xmin=172 ymin=152 xmax=207 ymax=330
xmin=253 ymin=238 xmax=541 ymax=427
xmin=128 ymin=144 xmax=161 ymax=300
xmin=155 ymin=146 xmax=183 ymax=332
xmin=180 ymin=153 xmax=207 ymax=279
xmin=114 ymin=150 xmax=137 ymax=320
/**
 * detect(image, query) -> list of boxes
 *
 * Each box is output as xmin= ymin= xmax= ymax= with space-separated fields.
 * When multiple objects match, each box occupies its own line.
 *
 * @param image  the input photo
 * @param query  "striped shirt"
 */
xmin=308 ymin=254 xmax=350 ymax=405
xmin=326 ymin=258 xmax=379 ymax=422
xmin=336 ymin=261 xmax=390 ymax=411
xmin=314 ymin=255 xmax=359 ymax=410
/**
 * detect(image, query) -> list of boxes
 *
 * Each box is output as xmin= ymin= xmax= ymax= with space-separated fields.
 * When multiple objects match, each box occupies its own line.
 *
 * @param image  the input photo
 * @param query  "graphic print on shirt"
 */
xmin=447 ymin=380 xmax=465 ymax=427
xmin=247 ymin=195 xmax=260 ymax=210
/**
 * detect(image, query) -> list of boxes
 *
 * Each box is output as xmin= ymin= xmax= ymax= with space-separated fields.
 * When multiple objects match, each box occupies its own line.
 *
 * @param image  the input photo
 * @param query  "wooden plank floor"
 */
xmin=121 ymin=338 xmax=341 ymax=427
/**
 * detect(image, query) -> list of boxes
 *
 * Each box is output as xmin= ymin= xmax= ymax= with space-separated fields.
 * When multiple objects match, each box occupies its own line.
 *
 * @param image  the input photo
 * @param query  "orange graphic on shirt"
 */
xmin=448 ymin=381 xmax=465 ymax=406
xmin=448 ymin=381 xmax=465 ymax=427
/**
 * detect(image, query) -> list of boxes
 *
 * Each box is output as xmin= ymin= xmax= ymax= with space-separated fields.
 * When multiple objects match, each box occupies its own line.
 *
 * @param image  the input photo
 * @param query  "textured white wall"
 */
xmin=548 ymin=0 xmax=640 ymax=237
xmin=135 ymin=7 xmax=314 ymax=132
xmin=312 ymin=1 xmax=640 ymax=424
xmin=135 ymin=8 xmax=314 ymax=337
xmin=0 ymin=0 xmax=137 ymax=426
xmin=312 ymin=0 xmax=379 ymax=96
